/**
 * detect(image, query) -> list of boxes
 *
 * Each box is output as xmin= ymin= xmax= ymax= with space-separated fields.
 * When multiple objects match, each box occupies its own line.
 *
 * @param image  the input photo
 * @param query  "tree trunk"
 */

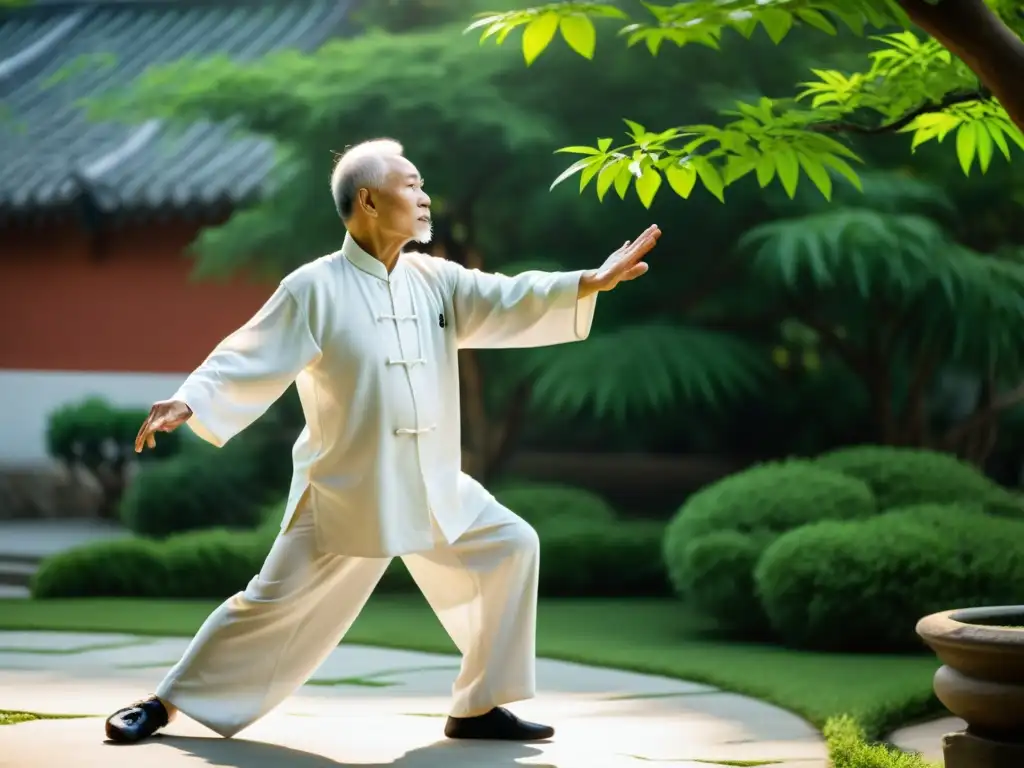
xmin=434 ymin=212 xmax=531 ymax=483
xmin=899 ymin=0 xmax=1024 ymax=132
xmin=899 ymin=350 xmax=938 ymax=446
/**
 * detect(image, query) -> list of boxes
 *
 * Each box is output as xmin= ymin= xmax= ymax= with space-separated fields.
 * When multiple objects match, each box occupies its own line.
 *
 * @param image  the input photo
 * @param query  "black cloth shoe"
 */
xmin=444 ymin=707 xmax=554 ymax=741
xmin=104 ymin=696 xmax=169 ymax=743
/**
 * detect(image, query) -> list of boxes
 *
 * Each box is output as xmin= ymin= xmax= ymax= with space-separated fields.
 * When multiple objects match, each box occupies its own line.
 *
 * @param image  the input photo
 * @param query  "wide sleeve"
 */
xmin=169 ymin=283 xmax=322 ymax=447
xmin=447 ymin=263 xmax=598 ymax=350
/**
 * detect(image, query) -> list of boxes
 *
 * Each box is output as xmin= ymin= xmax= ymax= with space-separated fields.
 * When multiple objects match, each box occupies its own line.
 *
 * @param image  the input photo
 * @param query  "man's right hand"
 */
xmin=135 ymin=400 xmax=193 ymax=453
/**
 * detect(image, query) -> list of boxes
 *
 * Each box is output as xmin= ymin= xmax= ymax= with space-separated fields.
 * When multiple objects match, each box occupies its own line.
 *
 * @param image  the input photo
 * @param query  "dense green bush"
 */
xmin=538 ymin=518 xmax=669 ymax=597
xmin=668 ymin=530 xmax=775 ymax=635
xmin=755 ymin=504 xmax=1024 ymax=652
xmin=825 ymin=715 xmax=938 ymax=768
xmin=31 ymin=537 xmax=171 ymax=598
xmin=815 ymin=445 xmax=1024 ymax=516
xmin=46 ymin=396 xmax=182 ymax=466
xmin=45 ymin=396 xmax=183 ymax=517
xmin=492 ymin=482 xmax=616 ymax=533
xmin=34 ymin=496 xmax=667 ymax=599
xmin=119 ymin=440 xmax=271 ymax=538
xmin=663 ymin=460 xmax=875 ymax=635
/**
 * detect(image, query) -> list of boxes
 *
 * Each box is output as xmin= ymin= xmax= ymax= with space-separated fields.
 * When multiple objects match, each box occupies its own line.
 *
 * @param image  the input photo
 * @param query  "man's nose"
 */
xmin=419 ymin=192 xmax=431 ymax=208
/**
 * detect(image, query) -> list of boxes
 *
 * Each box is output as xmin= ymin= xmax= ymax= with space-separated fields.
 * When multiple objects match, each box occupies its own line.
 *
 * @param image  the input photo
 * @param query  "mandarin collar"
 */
xmin=341 ymin=232 xmax=402 ymax=282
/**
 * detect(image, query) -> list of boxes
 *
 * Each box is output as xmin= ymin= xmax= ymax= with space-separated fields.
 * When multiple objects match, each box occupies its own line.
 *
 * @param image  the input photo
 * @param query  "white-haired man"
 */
xmin=105 ymin=138 xmax=660 ymax=745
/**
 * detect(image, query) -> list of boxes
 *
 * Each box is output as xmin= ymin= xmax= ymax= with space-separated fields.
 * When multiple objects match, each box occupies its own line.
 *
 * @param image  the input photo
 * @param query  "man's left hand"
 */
xmin=578 ymin=224 xmax=661 ymax=299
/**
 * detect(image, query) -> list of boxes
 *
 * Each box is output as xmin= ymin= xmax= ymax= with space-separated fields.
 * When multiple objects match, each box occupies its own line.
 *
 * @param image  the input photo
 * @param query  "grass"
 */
xmin=0 ymin=710 xmax=94 ymax=726
xmin=825 ymin=715 xmax=940 ymax=768
xmin=0 ymin=596 xmax=942 ymax=740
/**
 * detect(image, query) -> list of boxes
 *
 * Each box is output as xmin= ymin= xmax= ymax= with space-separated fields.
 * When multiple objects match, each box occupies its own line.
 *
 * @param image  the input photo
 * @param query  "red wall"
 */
xmin=0 ymin=219 xmax=276 ymax=374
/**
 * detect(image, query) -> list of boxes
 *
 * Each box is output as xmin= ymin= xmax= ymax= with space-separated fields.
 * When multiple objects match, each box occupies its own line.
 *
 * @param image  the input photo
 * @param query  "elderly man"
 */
xmin=105 ymin=138 xmax=660 ymax=745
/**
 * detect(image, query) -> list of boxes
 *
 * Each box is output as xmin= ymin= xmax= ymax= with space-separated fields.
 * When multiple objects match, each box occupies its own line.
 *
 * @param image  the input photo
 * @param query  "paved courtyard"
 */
xmin=0 ymin=630 xmax=827 ymax=767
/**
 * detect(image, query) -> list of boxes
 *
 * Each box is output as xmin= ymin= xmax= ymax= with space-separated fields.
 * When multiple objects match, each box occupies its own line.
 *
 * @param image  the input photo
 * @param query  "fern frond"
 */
xmin=520 ymin=323 xmax=774 ymax=422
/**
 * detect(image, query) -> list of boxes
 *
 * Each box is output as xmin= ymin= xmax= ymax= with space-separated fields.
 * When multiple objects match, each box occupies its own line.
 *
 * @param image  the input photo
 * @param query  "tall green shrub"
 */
xmin=663 ymin=460 xmax=875 ymax=636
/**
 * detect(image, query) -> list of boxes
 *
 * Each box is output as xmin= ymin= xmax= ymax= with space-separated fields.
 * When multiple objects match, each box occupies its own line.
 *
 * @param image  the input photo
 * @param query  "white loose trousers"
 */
xmin=154 ymin=494 xmax=539 ymax=739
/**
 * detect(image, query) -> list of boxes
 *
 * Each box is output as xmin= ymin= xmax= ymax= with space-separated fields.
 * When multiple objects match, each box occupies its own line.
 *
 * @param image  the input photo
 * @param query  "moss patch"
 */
xmin=0 ymin=640 xmax=145 ymax=655
xmin=306 ymin=664 xmax=459 ymax=688
xmin=0 ymin=710 xmax=94 ymax=726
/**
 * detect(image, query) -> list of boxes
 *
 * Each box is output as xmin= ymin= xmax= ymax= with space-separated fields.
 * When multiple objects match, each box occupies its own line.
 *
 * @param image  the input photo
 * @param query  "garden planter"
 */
xmin=916 ymin=606 xmax=1024 ymax=768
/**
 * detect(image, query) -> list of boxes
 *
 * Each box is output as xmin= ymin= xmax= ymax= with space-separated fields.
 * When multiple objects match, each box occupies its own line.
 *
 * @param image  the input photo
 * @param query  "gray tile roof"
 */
xmin=0 ymin=0 xmax=350 ymax=219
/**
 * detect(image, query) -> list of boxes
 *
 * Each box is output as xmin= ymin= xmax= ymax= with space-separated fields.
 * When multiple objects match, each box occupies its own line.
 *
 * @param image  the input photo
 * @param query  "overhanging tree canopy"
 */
xmin=468 ymin=0 xmax=1024 ymax=206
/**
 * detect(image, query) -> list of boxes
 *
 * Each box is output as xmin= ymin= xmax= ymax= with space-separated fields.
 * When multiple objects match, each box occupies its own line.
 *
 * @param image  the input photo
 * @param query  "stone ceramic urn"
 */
xmin=916 ymin=606 xmax=1024 ymax=768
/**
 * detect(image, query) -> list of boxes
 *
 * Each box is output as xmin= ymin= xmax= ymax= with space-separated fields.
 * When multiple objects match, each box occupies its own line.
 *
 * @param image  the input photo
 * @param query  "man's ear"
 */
xmin=357 ymin=188 xmax=378 ymax=218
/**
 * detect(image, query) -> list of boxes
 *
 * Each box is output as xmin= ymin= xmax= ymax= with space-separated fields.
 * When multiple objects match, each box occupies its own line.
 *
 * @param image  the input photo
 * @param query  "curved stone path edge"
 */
xmin=0 ymin=630 xmax=827 ymax=768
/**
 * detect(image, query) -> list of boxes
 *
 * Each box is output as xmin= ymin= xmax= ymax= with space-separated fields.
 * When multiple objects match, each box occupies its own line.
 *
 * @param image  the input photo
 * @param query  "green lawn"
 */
xmin=0 ymin=595 xmax=941 ymax=739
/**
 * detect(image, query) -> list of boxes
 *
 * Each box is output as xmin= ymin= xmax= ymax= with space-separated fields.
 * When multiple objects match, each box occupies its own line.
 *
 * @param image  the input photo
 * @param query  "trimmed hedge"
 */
xmin=539 ymin=518 xmax=669 ymax=597
xmin=663 ymin=460 xmax=876 ymax=636
xmin=492 ymin=482 xmax=616 ymax=532
xmin=815 ymin=445 xmax=1024 ymax=517
xmin=755 ymin=503 xmax=1024 ymax=652
xmin=34 ymin=495 xmax=669 ymax=600
xmin=119 ymin=440 xmax=271 ymax=539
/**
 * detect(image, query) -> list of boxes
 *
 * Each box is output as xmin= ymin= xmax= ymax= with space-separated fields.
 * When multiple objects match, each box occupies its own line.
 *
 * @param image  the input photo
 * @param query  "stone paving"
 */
xmin=888 ymin=717 xmax=963 ymax=765
xmin=0 ymin=630 xmax=828 ymax=768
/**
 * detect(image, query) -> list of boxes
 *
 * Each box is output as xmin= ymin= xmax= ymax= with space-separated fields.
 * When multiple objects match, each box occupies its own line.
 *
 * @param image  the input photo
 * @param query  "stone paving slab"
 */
xmin=0 ymin=519 xmax=127 ymax=560
xmin=0 ymin=631 xmax=828 ymax=768
xmin=888 ymin=716 xmax=964 ymax=765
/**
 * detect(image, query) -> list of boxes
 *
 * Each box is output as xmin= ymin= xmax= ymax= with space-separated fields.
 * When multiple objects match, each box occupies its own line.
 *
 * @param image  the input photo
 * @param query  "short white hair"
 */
xmin=330 ymin=138 xmax=404 ymax=220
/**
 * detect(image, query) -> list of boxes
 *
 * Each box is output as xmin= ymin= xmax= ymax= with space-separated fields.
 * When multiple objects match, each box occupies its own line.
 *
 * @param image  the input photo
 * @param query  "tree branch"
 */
xmin=811 ymin=88 xmax=989 ymax=135
xmin=898 ymin=0 xmax=1024 ymax=133
xmin=941 ymin=378 xmax=1024 ymax=447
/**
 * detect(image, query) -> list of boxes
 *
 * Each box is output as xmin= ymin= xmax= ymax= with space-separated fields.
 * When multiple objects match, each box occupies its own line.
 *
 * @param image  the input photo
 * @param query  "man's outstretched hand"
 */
xmin=135 ymin=400 xmax=192 ymax=453
xmin=578 ymin=224 xmax=661 ymax=299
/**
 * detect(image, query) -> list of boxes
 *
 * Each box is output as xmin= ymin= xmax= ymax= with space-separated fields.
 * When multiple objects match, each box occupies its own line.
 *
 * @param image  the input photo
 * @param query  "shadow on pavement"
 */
xmin=148 ymin=735 xmax=558 ymax=767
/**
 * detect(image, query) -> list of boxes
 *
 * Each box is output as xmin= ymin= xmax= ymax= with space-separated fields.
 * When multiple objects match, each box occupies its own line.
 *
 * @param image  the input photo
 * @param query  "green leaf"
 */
xmin=693 ymin=158 xmax=725 ymax=202
xmin=755 ymin=153 xmax=776 ymax=188
xmin=723 ymin=154 xmax=758 ymax=184
xmin=614 ymin=164 xmax=632 ymax=199
xmin=820 ymin=154 xmax=864 ymax=192
xmin=579 ymin=156 xmax=606 ymax=191
xmin=597 ymin=137 xmax=613 ymax=152
xmin=559 ymin=14 xmax=597 ymax=59
xmin=665 ymin=162 xmax=697 ymax=198
xmin=523 ymin=11 xmax=559 ymax=65
xmin=623 ymin=118 xmax=646 ymax=139
xmin=796 ymin=9 xmax=837 ymax=35
xmin=635 ymin=165 xmax=662 ymax=208
xmin=759 ymin=9 xmax=793 ymax=44
xmin=556 ymin=145 xmax=602 ymax=155
xmin=956 ymin=122 xmax=977 ymax=174
xmin=975 ymin=122 xmax=994 ymax=173
xmin=774 ymin=148 xmax=800 ymax=198
xmin=549 ymin=157 xmax=595 ymax=190
xmin=797 ymin=153 xmax=833 ymax=201
xmin=596 ymin=157 xmax=625 ymax=201
xmin=988 ymin=121 xmax=1012 ymax=160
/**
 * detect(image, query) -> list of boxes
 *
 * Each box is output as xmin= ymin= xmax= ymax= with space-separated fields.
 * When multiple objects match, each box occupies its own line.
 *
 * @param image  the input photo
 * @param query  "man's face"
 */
xmin=365 ymin=155 xmax=432 ymax=244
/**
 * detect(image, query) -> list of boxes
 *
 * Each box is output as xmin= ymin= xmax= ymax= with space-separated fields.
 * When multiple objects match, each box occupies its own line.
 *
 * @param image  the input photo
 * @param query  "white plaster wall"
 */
xmin=0 ymin=369 xmax=189 ymax=466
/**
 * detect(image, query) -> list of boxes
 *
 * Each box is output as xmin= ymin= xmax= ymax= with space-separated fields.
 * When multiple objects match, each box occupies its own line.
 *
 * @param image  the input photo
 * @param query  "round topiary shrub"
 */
xmin=663 ymin=460 xmax=876 ymax=636
xmin=538 ymin=518 xmax=669 ymax=597
xmin=669 ymin=530 xmax=776 ymax=636
xmin=755 ymin=503 xmax=1024 ymax=651
xmin=162 ymin=528 xmax=269 ymax=599
xmin=815 ymin=445 xmax=1024 ymax=517
xmin=492 ymin=482 xmax=617 ymax=533
xmin=31 ymin=537 xmax=170 ymax=598
xmin=119 ymin=440 xmax=269 ymax=538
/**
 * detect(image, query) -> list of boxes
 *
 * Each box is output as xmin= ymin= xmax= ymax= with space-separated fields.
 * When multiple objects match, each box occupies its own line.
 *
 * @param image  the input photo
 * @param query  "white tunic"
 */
xmin=173 ymin=234 xmax=597 ymax=557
